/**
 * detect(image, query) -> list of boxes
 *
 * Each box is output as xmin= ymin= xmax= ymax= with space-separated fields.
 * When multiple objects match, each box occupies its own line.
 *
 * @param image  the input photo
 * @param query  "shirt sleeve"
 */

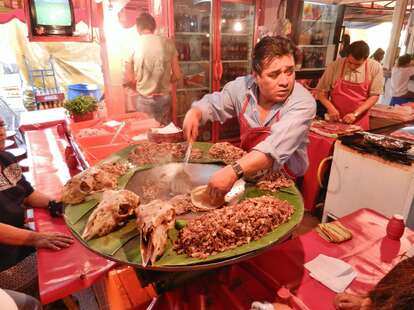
xmin=316 ymin=62 xmax=336 ymax=93
xmin=369 ymin=61 xmax=384 ymax=96
xmin=192 ymin=79 xmax=241 ymax=125
xmin=253 ymin=94 xmax=316 ymax=176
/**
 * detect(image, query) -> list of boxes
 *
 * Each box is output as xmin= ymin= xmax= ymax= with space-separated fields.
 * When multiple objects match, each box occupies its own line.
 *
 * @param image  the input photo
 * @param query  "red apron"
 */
xmin=239 ymin=96 xmax=277 ymax=152
xmin=331 ymin=60 xmax=370 ymax=130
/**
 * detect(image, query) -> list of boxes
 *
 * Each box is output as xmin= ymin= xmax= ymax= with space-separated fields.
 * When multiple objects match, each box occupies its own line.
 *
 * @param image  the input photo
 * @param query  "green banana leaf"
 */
xmin=64 ymin=199 xmax=99 ymax=225
xmin=63 ymin=142 xmax=303 ymax=267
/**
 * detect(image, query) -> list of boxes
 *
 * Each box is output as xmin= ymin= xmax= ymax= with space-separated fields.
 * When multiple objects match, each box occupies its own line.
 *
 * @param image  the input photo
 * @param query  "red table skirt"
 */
xmin=303 ymin=132 xmax=336 ymax=210
xmin=151 ymin=208 xmax=414 ymax=310
xmin=25 ymin=127 xmax=115 ymax=304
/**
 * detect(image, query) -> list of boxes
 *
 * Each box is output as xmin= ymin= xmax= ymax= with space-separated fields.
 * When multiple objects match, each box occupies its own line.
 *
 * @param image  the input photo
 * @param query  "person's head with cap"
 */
xmin=0 ymin=116 xmax=6 ymax=150
xmin=346 ymin=40 xmax=370 ymax=71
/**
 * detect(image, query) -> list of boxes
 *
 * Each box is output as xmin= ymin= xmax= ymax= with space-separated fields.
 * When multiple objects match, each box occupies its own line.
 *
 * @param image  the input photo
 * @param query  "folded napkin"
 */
xmin=304 ymin=254 xmax=357 ymax=293
xmin=316 ymin=221 xmax=352 ymax=243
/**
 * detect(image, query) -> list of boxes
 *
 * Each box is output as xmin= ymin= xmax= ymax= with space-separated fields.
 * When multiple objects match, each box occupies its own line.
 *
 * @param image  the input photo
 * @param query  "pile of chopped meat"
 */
xmin=174 ymin=196 xmax=294 ymax=258
xmin=168 ymin=194 xmax=194 ymax=215
xmin=138 ymin=178 xmax=170 ymax=204
xmin=128 ymin=142 xmax=203 ymax=166
xmin=256 ymin=171 xmax=293 ymax=192
xmin=208 ymin=142 xmax=246 ymax=165
xmin=98 ymin=160 xmax=130 ymax=176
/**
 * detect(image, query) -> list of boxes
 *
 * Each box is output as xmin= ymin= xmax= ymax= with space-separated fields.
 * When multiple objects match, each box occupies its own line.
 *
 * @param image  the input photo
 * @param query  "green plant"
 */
xmin=64 ymin=95 xmax=98 ymax=115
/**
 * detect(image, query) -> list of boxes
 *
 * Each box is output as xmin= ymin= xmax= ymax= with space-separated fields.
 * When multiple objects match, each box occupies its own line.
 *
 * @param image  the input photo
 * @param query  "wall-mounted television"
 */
xmin=29 ymin=0 xmax=75 ymax=36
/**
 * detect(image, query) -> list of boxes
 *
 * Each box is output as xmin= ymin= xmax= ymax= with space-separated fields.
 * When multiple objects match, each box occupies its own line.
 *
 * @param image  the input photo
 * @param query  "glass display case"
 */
xmin=173 ymin=0 xmax=212 ymax=128
xmin=169 ymin=0 xmax=259 ymax=142
xmin=288 ymin=0 xmax=344 ymax=77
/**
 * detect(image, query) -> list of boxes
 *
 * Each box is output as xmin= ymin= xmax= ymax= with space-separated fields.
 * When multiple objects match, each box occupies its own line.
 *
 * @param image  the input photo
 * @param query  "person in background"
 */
xmin=390 ymin=54 xmax=414 ymax=105
xmin=183 ymin=36 xmax=316 ymax=205
xmin=339 ymin=34 xmax=351 ymax=58
xmin=370 ymin=48 xmax=385 ymax=64
xmin=334 ymin=256 xmax=414 ymax=310
xmin=124 ymin=12 xmax=182 ymax=125
xmin=0 ymin=117 xmax=73 ymax=294
xmin=317 ymin=40 xmax=384 ymax=130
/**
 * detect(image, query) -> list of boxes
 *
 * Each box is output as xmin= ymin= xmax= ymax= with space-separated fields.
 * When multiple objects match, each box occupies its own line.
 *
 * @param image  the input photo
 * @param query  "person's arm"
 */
xmin=207 ymin=92 xmax=316 ymax=203
xmin=342 ymin=95 xmax=379 ymax=124
xmin=318 ymin=91 xmax=341 ymax=121
xmin=0 ymin=223 xmax=73 ymax=250
xmin=316 ymin=62 xmax=341 ymax=121
xmin=170 ymin=54 xmax=182 ymax=83
xmin=183 ymin=78 xmax=243 ymax=141
xmin=343 ymin=61 xmax=383 ymax=124
xmin=123 ymin=52 xmax=136 ymax=89
xmin=23 ymin=190 xmax=50 ymax=209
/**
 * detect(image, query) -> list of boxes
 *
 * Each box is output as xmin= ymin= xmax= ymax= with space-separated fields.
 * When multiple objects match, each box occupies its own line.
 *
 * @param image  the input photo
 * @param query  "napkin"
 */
xmin=304 ymin=254 xmax=357 ymax=293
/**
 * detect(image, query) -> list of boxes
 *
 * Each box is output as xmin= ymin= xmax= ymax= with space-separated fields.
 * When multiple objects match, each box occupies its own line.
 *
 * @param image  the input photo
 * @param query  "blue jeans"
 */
xmin=136 ymin=95 xmax=171 ymax=125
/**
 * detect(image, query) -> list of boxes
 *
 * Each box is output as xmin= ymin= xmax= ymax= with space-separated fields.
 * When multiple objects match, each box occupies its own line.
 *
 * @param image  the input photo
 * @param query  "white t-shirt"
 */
xmin=391 ymin=66 xmax=414 ymax=97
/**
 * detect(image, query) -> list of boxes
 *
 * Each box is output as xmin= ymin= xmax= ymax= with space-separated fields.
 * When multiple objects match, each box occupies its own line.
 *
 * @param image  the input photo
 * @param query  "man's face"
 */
xmin=0 ymin=127 xmax=6 ymax=151
xmin=347 ymin=55 xmax=365 ymax=71
xmin=254 ymin=55 xmax=295 ymax=104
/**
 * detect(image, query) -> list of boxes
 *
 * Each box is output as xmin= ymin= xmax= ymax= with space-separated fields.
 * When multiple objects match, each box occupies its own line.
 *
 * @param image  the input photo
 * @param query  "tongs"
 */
xmin=171 ymin=141 xmax=192 ymax=194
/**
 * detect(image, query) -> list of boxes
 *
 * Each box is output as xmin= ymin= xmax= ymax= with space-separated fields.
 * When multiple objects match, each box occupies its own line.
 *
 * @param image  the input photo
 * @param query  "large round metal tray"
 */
xmin=65 ymin=162 xmax=303 ymax=271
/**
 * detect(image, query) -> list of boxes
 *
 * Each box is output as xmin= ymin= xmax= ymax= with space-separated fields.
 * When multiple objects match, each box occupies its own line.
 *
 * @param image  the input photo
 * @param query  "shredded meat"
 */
xmin=128 ymin=142 xmax=186 ymax=166
xmin=139 ymin=178 xmax=170 ymax=204
xmin=169 ymin=194 xmax=194 ymax=215
xmin=174 ymin=196 xmax=294 ymax=258
xmin=256 ymin=171 xmax=293 ymax=192
xmin=98 ymin=160 xmax=130 ymax=176
xmin=190 ymin=148 xmax=203 ymax=160
xmin=208 ymin=142 xmax=246 ymax=165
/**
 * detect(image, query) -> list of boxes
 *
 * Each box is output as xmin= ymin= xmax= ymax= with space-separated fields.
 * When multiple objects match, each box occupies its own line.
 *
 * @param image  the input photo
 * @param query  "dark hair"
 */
xmin=371 ymin=48 xmax=385 ymax=62
xmin=342 ymin=34 xmax=350 ymax=46
xmin=136 ymin=12 xmax=156 ymax=32
xmin=348 ymin=40 xmax=370 ymax=60
xmin=252 ymin=36 xmax=298 ymax=75
xmin=369 ymin=257 xmax=414 ymax=310
xmin=398 ymin=54 xmax=411 ymax=67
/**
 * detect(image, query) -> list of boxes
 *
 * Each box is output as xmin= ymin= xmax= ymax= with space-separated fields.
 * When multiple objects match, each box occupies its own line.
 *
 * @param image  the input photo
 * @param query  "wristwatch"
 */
xmin=230 ymin=162 xmax=244 ymax=179
xmin=353 ymin=111 xmax=359 ymax=118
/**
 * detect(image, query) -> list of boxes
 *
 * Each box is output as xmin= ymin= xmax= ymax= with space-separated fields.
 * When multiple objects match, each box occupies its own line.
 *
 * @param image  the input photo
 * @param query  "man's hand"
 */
xmin=327 ymin=107 xmax=341 ymax=122
xmin=31 ymin=232 xmax=73 ymax=251
xmin=334 ymin=293 xmax=365 ymax=310
xmin=343 ymin=113 xmax=357 ymax=124
xmin=207 ymin=165 xmax=238 ymax=206
xmin=182 ymin=108 xmax=202 ymax=141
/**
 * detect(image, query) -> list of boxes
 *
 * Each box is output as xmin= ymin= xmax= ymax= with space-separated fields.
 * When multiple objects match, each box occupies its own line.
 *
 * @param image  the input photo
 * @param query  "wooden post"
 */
xmin=384 ymin=0 xmax=408 ymax=70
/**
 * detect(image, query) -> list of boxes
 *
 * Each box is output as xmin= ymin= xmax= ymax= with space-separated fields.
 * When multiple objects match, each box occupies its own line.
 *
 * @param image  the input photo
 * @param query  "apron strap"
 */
xmin=340 ymin=59 xmax=347 ymax=78
xmin=241 ymin=95 xmax=250 ymax=114
xmin=364 ymin=60 xmax=370 ymax=85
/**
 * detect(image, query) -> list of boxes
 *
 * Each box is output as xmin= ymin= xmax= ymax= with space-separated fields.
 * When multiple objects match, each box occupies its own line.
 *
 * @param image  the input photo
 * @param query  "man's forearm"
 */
xmin=24 ymin=191 xmax=51 ymax=209
xmin=318 ymin=91 xmax=336 ymax=111
xmin=237 ymin=150 xmax=274 ymax=177
xmin=354 ymin=95 xmax=379 ymax=116
xmin=0 ymin=223 xmax=36 ymax=246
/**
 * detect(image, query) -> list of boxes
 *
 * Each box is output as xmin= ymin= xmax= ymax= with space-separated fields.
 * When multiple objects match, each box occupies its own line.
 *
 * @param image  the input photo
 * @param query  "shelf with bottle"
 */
xmin=177 ymin=87 xmax=210 ymax=92
xmin=176 ymin=38 xmax=211 ymax=62
xmin=221 ymin=32 xmax=251 ymax=37
xmin=222 ymin=60 xmax=249 ymax=63
xmin=175 ymin=32 xmax=210 ymax=36
xmin=174 ymin=11 xmax=210 ymax=33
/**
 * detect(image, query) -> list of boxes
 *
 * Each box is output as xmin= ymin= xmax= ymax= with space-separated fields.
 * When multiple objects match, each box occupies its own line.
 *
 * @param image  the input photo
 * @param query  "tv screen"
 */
xmin=30 ymin=0 xmax=75 ymax=36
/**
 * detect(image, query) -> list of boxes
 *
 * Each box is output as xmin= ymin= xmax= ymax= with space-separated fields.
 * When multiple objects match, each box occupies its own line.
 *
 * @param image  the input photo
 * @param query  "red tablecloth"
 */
xmin=153 ymin=208 xmax=414 ymax=310
xmin=19 ymin=108 xmax=67 ymax=132
xmin=302 ymin=132 xmax=336 ymax=210
xmin=25 ymin=127 xmax=115 ymax=304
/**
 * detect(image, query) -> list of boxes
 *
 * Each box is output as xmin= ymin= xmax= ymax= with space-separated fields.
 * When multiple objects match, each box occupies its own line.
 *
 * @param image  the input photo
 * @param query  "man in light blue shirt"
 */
xmin=183 ymin=36 xmax=316 ymax=204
